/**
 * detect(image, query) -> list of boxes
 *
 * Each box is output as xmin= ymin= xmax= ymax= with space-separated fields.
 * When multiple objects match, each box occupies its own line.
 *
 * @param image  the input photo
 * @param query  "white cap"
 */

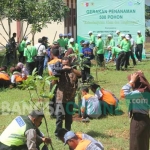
xmin=125 ymin=35 xmax=130 ymax=40
xmin=121 ymin=34 xmax=125 ymax=37
xmin=137 ymin=30 xmax=141 ymax=34
xmin=23 ymin=36 xmax=28 ymax=40
xmin=97 ymin=34 xmax=102 ymax=37
xmin=70 ymin=38 xmax=74 ymax=42
xmin=88 ymin=31 xmax=93 ymax=34
xmin=107 ymin=34 xmax=112 ymax=37
xmin=107 ymin=46 xmax=111 ymax=49
xmin=116 ymin=30 xmax=120 ymax=34
xmin=26 ymin=40 xmax=31 ymax=45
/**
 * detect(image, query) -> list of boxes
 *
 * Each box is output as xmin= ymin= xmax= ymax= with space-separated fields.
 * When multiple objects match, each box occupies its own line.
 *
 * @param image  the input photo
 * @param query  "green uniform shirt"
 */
xmin=120 ymin=39 xmax=131 ymax=52
xmin=68 ymin=43 xmax=79 ymax=53
xmin=136 ymin=36 xmax=145 ymax=44
xmin=109 ymin=39 xmax=115 ymax=47
xmin=105 ymin=39 xmax=110 ymax=48
xmin=96 ymin=38 xmax=104 ymax=54
xmin=68 ymin=39 xmax=71 ymax=46
xmin=112 ymin=47 xmax=122 ymax=56
xmin=18 ymin=40 xmax=26 ymax=52
xmin=57 ymin=38 xmax=66 ymax=48
xmin=117 ymin=34 xmax=122 ymax=45
xmin=64 ymin=38 xmax=69 ymax=46
xmin=90 ymin=34 xmax=96 ymax=44
xmin=24 ymin=45 xmax=37 ymax=62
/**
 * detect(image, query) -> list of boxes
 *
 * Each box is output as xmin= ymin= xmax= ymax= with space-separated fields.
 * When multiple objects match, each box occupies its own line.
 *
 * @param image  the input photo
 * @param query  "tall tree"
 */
xmin=145 ymin=4 xmax=150 ymax=21
xmin=0 ymin=0 xmax=69 ymax=43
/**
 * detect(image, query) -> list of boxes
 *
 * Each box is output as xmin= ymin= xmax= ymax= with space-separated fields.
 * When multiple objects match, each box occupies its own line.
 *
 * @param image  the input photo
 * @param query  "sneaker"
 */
xmin=82 ymin=117 xmax=90 ymax=122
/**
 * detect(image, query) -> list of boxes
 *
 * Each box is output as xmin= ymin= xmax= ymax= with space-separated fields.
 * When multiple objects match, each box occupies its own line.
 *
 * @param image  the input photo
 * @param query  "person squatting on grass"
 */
xmin=90 ymin=83 xmax=119 ymax=116
xmin=10 ymin=66 xmax=26 ymax=88
xmin=63 ymin=131 xmax=104 ymax=150
xmin=17 ymin=62 xmax=28 ymax=80
xmin=0 ymin=66 xmax=11 ymax=88
xmin=57 ymin=128 xmax=104 ymax=150
xmin=0 ymin=110 xmax=51 ymax=150
xmin=80 ymin=87 xmax=102 ymax=119
xmin=120 ymin=70 xmax=150 ymax=150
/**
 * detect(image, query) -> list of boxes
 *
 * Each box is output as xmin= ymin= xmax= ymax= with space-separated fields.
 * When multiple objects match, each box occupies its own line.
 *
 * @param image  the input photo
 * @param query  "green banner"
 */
xmin=77 ymin=0 xmax=145 ymax=56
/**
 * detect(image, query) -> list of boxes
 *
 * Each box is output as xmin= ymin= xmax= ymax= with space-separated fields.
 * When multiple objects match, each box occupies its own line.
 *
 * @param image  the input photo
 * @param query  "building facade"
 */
xmin=64 ymin=0 xmax=77 ymax=39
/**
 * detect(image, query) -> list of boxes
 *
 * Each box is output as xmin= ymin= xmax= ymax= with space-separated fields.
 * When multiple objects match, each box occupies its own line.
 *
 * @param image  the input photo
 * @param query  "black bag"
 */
xmin=52 ymin=61 xmax=63 ymax=77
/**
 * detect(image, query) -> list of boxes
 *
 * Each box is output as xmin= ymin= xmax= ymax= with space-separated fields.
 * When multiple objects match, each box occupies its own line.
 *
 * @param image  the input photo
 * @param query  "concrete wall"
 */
xmin=0 ymin=19 xmax=64 ymax=48
xmin=64 ymin=0 xmax=77 ymax=39
xmin=23 ymin=21 xmax=64 ymax=45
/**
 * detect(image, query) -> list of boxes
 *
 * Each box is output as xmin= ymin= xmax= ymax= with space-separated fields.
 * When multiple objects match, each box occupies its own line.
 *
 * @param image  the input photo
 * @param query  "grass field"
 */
xmin=0 ymin=51 xmax=150 ymax=150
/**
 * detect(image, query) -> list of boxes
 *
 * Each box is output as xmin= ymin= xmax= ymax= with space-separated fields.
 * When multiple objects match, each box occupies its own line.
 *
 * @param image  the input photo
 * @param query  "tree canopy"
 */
xmin=145 ymin=4 xmax=150 ymax=21
xmin=0 ymin=0 xmax=69 ymax=39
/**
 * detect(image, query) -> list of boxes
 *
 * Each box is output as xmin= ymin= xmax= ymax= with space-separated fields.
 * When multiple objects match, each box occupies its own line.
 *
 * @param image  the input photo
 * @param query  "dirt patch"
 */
xmin=73 ymin=113 xmax=82 ymax=122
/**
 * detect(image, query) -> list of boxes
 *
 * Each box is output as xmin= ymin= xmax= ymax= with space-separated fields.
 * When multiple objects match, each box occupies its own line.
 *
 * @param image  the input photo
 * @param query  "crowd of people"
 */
xmin=0 ymin=30 xmax=149 ymax=150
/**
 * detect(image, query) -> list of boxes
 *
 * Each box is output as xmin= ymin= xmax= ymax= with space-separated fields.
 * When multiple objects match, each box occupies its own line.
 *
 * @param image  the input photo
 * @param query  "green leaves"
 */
xmin=0 ymin=0 xmax=69 ymax=36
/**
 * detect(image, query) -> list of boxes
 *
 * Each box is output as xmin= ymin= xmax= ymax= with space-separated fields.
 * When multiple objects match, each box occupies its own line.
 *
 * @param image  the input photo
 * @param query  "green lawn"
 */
xmin=0 ymin=51 xmax=150 ymax=150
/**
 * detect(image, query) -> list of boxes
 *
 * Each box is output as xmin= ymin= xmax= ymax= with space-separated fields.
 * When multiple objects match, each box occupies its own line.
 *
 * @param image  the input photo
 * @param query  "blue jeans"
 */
xmin=43 ymin=55 xmax=49 ymax=70
xmin=107 ymin=51 xmax=112 ymax=62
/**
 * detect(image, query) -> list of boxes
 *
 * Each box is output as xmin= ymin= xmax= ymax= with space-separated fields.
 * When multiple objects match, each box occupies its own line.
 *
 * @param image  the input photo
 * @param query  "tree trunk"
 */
xmin=23 ymin=22 xmax=29 ymax=40
xmin=32 ymin=32 xmax=35 ymax=45
xmin=8 ymin=18 xmax=11 ymax=39
xmin=0 ymin=18 xmax=8 ymax=37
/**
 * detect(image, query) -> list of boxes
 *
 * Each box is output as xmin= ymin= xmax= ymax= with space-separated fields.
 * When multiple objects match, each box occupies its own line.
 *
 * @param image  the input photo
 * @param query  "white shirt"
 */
xmin=130 ymin=38 xmax=135 ymax=51
xmin=35 ymin=43 xmax=46 ymax=56
xmin=95 ymin=89 xmax=103 ymax=100
xmin=130 ymin=38 xmax=135 ymax=47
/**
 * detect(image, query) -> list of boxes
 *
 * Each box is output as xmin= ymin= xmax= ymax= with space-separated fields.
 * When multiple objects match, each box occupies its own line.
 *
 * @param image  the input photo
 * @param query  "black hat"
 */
xmin=29 ymin=110 xmax=44 ymax=118
xmin=57 ymin=128 xmax=68 ymax=138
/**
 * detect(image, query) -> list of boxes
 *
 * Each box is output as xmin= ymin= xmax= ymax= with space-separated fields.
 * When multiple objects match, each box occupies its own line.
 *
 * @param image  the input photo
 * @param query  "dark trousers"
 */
xmin=19 ymin=51 xmax=25 ymax=63
xmin=36 ymin=56 xmax=45 ymax=76
xmin=124 ymin=51 xmax=130 ymax=69
xmin=97 ymin=54 xmax=104 ymax=66
xmin=130 ymin=113 xmax=150 ymax=150
xmin=129 ymin=50 xmax=136 ymax=65
xmin=81 ymin=60 xmax=91 ymax=82
xmin=0 ymin=142 xmax=27 ymax=150
xmin=81 ymin=67 xmax=90 ymax=82
xmin=6 ymin=52 xmax=13 ymax=66
xmin=26 ymin=62 xmax=36 ymax=75
xmin=55 ymin=102 xmax=74 ymax=136
xmin=49 ymin=96 xmax=56 ymax=116
xmin=135 ymin=44 xmax=143 ymax=61
xmin=101 ymin=101 xmax=115 ymax=115
xmin=116 ymin=51 xmax=125 ymax=70
xmin=0 ymin=79 xmax=10 ymax=88
xmin=49 ymin=84 xmax=57 ymax=117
